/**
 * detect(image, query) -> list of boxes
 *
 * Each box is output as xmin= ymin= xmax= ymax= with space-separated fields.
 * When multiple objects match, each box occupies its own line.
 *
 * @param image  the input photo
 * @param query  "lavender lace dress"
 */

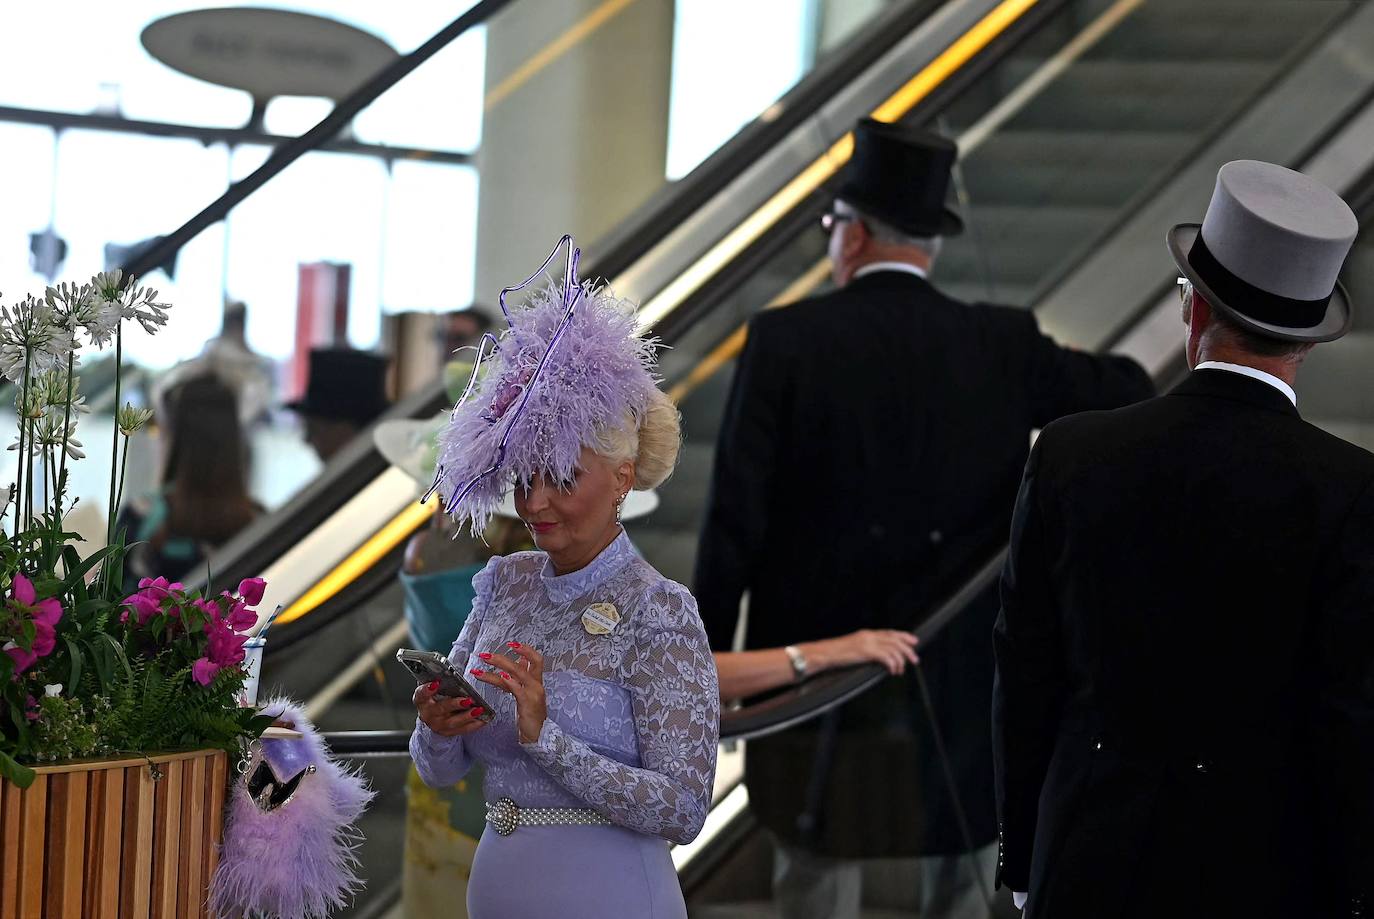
xmin=409 ymin=531 xmax=720 ymax=918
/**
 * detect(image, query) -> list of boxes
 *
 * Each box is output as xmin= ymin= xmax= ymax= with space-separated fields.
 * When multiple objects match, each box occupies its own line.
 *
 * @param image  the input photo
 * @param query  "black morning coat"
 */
xmin=994 ymin=369 xmax=1374 ymax=918
xmin=694 ymin=269 xmax=1154 ymax=858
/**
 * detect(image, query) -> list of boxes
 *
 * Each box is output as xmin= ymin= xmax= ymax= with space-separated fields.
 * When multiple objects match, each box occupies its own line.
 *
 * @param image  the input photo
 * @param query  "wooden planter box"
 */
xmin=0 ymin=749 xmax=228 ymax=918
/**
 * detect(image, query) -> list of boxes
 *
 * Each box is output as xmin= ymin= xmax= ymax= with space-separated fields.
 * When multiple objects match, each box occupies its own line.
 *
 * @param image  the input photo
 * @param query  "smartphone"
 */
xmin=396 ymin=648 xmax=495 ymax=724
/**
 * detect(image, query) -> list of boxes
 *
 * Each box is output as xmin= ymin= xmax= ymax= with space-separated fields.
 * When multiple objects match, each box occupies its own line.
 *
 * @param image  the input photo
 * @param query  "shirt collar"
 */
xmin=541 ymin=528 xmax=636 ymax=604
xmin=1194 ymin=361 xmax=1296 ymax=407
xmin=853 ymin=261 xmax=927 ymax=280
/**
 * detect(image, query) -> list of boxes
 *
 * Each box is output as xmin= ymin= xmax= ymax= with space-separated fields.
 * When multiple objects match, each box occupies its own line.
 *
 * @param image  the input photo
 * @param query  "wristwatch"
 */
xmin=783 ymin=645 xmax=808 ymax=682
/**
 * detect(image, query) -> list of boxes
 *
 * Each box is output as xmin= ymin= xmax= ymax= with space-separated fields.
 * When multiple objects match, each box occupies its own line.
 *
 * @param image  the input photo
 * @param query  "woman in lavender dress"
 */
xmin=409 ymin=239 xmax=719 ymax=918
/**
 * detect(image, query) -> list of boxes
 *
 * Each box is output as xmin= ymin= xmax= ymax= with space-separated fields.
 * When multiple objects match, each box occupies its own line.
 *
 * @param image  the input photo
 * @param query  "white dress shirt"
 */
xmin=1195 ymin=360 xmax=1297 ymax=407
xmin=854 ymin=261 xmax=928 ymax=280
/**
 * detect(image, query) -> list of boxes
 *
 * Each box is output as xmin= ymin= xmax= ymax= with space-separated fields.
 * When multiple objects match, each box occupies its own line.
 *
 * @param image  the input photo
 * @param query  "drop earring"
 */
xmin=615 ymin=493 xmax=626 ymax=525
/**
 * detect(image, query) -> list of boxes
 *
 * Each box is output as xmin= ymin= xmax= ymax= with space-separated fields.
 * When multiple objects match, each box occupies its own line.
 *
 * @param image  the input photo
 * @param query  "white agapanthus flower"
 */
xmin=92 ymin=269 xmax=172 ymax=335
xmin=0 ymin=295 xmax=67 ymax=384
xmin=44 ymin=683 xmax=62 ymax=697
xmin=32 ymin=411 xmax=84 ymax=460
xmin=46 ymin=279 xmax=120 ymax=349
xmin=116 ymin=402 xmax=154 ymax=435
xmin=37 ymin=365 xmax=86 ymax=415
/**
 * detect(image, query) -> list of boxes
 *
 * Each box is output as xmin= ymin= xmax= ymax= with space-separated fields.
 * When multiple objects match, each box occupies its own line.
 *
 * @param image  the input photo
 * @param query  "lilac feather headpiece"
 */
xmin=429 ymin=235 xmax=660 ymax=533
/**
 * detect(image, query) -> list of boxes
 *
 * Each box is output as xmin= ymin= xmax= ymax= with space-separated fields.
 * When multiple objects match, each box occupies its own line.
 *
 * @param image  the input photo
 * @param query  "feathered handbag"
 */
xmin=209 ymin=698 xmax=375 ymax=919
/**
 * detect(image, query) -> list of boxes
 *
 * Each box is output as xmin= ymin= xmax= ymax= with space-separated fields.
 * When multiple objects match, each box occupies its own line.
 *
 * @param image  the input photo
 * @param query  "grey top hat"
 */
xmin=1166 ymin=160 xmax=1358 ymax=342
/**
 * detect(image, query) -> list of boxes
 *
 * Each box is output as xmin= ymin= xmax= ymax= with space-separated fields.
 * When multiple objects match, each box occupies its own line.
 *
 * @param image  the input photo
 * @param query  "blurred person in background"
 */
xmin=287 ymin=347 xmax=391 ymax=462
xmin=440 ymin=306 xmax=496 ymax=357
xmin=120 ymin=375 xmax=262 ymax=587
xmin=153 ymin=301 xmax=274 ymax=428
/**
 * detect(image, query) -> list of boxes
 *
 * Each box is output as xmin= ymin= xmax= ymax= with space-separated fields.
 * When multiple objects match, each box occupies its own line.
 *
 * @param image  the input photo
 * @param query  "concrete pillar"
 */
xmin=475 ymin=0 xmax=674 ymax=297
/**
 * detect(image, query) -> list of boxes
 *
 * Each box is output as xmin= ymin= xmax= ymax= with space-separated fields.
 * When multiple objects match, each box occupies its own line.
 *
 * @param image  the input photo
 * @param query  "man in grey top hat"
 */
xmin=993 ymin=159 xmax=1373 ymax=918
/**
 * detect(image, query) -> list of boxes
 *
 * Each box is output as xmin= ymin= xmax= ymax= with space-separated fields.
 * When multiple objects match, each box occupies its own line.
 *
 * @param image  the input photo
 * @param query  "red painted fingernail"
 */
xmin=508 ymin=641 xmax=521 ymax=648
xmin=458 ymin=698 xmax=472 ymax=708
xmin=470 ymin=708 xmax=484 ymax=716
xmin=470 ymin=669 xmax=484 ymax=676
xmin=501 ymin=672 xmax=511 ymax=680
xmin=427 ymin=680 xmax=440 ymax=692
xmin=478 ymin=652 xmax=493 ymax=660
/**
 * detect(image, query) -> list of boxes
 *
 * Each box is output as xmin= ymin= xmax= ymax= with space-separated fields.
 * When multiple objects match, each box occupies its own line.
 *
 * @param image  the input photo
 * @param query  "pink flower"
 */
xmin=31 ymin=619 xmax=56 ymax=659
xmin=24 ymin=694 xmax=39 ymax=722
xmin=193 ymin=598 xmax=221 ymax=623
xmin=227 ymin=601 xmax=257 ymax=633
xmin=237 ymin=578 xmax=266 ymax=607
xmin=120 ymin=592 xmax=160 ymax=626
xmin=4 ymin=574 xmax=64 ymax=673
xmin=32 ymin=597 xmax=61 ymax=628
xmin=137 ymin=576 xmax=183 ymax=597
xmin=11 ymin=573 xmax=35 ymax=606
xmin=206 ymin=623 xmax=247 ymax=668
xmin=4 ymin=642 xmax=36 ymax=675
xmin=192 ymin=657 xmax=220 ymax=686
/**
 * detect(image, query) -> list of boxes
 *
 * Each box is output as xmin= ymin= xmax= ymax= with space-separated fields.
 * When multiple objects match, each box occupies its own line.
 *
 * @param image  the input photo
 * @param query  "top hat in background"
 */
xmin=1167 ymin=160 xmax=1358 ymax=343
xmin=837 ymin=119 xmax=964 ymax=237
xmin=287 ymin=347 xmax=391 ymax=425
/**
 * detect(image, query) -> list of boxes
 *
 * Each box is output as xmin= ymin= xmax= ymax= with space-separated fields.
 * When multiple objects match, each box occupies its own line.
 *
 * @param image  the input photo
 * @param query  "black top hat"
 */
xmin=837 ymin=119 xmax=964 ymax=237
xmin=286 ymin=348 xmax=391 ymax=425
xmin=1167 ymin=160 xmax=1357 ymax=343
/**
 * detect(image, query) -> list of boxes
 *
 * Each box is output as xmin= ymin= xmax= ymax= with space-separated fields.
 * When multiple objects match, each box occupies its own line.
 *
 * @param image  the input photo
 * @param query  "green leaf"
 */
xmin=61 ymin=546 xmax=88 ymax=603
xmin=0 ymin=749 xmax=35 ymax=788
xmin=63 ymin=637 xmax=82 ymax=694
xmin=54 ymin=544 xmax=120 ymax=599
xmin=94 ymin=633 xmax=132 ymax=686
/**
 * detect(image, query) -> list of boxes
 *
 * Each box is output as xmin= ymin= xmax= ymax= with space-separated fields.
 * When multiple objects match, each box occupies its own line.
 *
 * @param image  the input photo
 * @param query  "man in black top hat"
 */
xmin=994 ymin=160 xmax=1373 ymax=918
xmin=288 ymin=347 xmax=391 ymax=462
xmin=695 ymin=119 xmax=1153 ymax=918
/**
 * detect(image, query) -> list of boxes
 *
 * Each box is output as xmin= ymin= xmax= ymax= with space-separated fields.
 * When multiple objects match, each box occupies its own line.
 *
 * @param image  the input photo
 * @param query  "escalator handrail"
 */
xmin=119 ymin=0 xmax=515 ymax=282
xmin=317 ymin=546 xmax=1009 ymax=754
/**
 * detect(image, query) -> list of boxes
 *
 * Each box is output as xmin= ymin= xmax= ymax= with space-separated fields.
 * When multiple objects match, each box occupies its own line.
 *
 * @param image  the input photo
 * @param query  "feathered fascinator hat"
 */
xmin=428 ymin=236 xmax=660 ymax=533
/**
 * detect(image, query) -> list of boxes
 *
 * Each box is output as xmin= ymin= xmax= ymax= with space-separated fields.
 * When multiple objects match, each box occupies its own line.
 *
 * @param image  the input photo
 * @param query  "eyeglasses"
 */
xmin=819 ymin=210 xmax=857 ymax=235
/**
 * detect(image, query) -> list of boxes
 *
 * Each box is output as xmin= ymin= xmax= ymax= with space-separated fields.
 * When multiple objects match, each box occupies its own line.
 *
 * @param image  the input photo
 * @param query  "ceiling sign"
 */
xmin=142 ymin=8 xmax=399 ymax=101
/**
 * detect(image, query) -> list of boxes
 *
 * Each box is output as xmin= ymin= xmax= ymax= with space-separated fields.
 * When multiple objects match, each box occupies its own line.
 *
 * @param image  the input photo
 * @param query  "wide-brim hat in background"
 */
xmin=837 ymin=118 xmax=964 ymax=237
xmin=286 ymin=347 xmax=391 ymax=424
xmin=1167 ymin=159 xmax=1357 ymax=343
xmin=374 ymin=416 xmax=660 ymax=522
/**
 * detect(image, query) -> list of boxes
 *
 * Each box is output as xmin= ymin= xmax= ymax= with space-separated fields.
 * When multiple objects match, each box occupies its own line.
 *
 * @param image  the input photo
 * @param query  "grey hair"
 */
xmin=1179 ymin=279 xmax=1313 ymax=362
xmin=589 ymin=388 xmax=681 ymax=490
xmin=836 ymin=199 xmax=943 ymax=261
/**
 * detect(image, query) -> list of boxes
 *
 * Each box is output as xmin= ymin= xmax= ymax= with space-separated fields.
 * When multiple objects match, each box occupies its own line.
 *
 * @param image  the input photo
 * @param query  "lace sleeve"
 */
xmin=523 ymin=581 xmax=720 ymax=843
xmin=409 ymin=556 xmax=499 ymax=788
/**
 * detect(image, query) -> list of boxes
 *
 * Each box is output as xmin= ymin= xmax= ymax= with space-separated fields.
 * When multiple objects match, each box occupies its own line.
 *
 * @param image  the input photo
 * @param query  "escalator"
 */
xmin=106 ymin=0 xmax=1374 ymax=914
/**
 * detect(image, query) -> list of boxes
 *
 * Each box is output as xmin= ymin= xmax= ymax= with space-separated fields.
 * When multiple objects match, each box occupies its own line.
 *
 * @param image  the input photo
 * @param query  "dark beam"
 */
xmin=0 ymin=104 xmax=473 ymax=166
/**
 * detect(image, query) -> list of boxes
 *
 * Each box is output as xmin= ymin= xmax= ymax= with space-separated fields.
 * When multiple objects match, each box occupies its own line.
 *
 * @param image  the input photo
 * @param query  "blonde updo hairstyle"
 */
xmin=590 ymin=387 xmax=681 ymax=490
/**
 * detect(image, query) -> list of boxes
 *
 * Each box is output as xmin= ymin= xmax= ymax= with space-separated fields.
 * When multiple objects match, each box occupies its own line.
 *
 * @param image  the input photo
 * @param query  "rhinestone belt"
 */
xmin=485 ymin=796 xmax=612 ymax=836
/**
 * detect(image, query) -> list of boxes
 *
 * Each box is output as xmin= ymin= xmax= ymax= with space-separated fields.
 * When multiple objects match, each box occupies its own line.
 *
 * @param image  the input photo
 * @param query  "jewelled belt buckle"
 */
xmin=487 ymin=796 xmax=520 ymax=836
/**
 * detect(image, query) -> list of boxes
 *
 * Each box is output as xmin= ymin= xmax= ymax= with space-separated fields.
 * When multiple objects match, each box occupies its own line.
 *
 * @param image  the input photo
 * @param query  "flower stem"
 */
xmin=103 ymin=326 xmax=123 ymax=595
xmin=56 ymin=351 xmax=75 ymax=521
xmin=115 ymin=433 xmax=130 ymax=533
xmin=106 ymin=327 xmax=123 ymax=546
xmin=14 ymin=346 xmax=31 ymax=541
xmin=25 ymin=415 xmax=35 ymax=533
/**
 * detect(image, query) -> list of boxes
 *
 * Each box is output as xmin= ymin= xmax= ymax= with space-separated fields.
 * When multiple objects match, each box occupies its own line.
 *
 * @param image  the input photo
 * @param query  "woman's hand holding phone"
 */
xmin=413 ymin=680 xmax=489 ymax=737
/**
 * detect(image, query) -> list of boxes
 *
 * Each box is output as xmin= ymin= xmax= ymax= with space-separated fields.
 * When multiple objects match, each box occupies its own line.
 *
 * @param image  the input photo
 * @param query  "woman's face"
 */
xmin=514 ymin=447 xmax=633 ymax=569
